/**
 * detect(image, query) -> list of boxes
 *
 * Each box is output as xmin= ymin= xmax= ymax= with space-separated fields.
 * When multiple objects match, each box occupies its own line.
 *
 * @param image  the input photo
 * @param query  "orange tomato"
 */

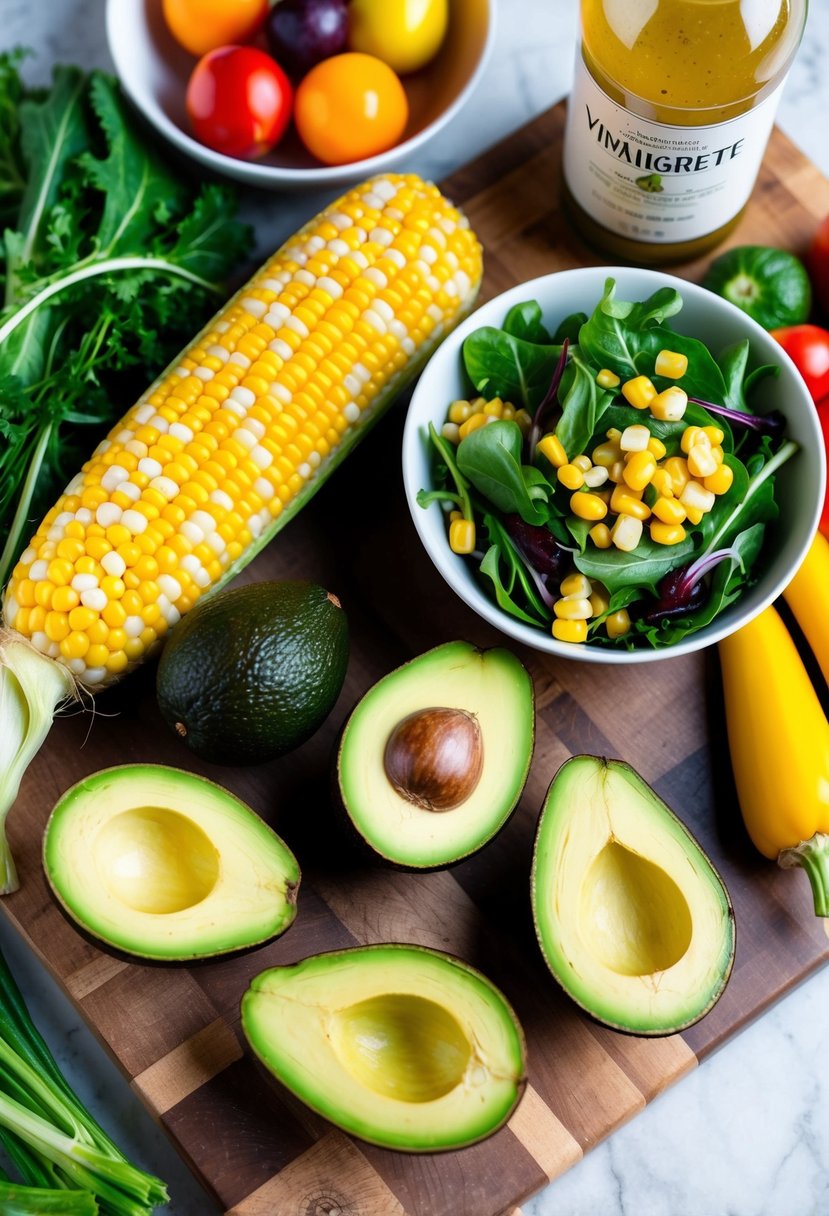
xmin=294 ymin=52 xmax=409 ymax=165
xmin=162 ymin=0 xmax=268 ymax=57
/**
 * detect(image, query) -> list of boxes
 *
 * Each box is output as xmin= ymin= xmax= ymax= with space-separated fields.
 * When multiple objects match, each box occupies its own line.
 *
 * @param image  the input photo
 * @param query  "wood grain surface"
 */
xmin=4 ymin=102 xmax=829 ymax=1216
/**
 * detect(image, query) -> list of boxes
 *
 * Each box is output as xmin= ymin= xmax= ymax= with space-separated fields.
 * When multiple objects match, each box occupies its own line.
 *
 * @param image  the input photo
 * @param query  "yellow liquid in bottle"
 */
xmin=563 ymin=0 xmax=807 ymax=263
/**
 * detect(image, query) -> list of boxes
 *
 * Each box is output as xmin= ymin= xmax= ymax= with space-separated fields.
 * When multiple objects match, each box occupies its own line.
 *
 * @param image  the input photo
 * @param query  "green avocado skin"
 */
xmin=156 ymin=581 xmax=349 ymax=765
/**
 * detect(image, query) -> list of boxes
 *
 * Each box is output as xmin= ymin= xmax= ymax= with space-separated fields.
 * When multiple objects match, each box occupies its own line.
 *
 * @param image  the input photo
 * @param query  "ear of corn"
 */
xmin=0 ymin=172 xmax=483 ymax=892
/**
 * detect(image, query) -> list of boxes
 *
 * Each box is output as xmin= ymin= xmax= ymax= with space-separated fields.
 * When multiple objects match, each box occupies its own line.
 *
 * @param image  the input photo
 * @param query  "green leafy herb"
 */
xmin=0 ymin=56 xmax=252 ymax=587
xmin=456 ymin=420 xmax=550 ymax=525
xmin=462 ymin=326 xmax=562 ymax=410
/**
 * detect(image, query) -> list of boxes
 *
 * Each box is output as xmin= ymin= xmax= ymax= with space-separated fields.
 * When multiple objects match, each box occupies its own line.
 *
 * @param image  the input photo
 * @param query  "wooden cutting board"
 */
xmin=4 ymin=102 xmax=829 ymax=1216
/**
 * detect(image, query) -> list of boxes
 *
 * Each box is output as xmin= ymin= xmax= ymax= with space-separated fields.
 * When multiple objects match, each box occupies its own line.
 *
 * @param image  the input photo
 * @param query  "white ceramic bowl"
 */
xmin=106 ymin=0 xmax=494 ymax=191
xmin=402 ymin=266 xmax=826 ymax=664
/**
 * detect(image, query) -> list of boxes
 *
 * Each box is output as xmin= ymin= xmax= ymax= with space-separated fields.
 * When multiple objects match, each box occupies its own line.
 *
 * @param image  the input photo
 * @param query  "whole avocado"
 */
xmin=156 ymin=580 xmax=349 ymax=765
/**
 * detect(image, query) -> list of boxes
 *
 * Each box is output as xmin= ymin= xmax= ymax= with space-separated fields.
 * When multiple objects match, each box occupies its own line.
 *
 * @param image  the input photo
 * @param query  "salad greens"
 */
xmin=418 ymin=277 xmax=797 ymax=650
xmin=0 ymin=51 xmax=252 ymax=589
xmin=0 ymin=944 xmax=167 ymax=1213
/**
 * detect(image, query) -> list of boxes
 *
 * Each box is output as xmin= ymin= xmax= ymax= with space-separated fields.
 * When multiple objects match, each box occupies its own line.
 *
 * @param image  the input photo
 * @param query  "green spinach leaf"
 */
xmin=456 ymin=420 xmax=550 ymax=524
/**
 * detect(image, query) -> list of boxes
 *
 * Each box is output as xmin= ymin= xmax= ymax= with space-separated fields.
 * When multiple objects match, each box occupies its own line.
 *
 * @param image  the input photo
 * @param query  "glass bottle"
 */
xmin=562 ymin=0 xmax=808 ymax=263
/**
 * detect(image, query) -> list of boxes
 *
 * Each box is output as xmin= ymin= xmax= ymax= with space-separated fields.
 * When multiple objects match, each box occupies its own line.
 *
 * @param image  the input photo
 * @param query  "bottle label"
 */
xmin=563 ymin=55 xmax=785 ymax=244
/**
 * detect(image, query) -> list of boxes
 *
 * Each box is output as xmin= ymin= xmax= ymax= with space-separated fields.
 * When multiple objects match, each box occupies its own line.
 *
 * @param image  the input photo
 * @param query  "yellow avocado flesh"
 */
xmin=532 ymin=756 xmax=734 ymax=1035
xmin=339 ymin=641 xmax=534 ymax=867
xmin=43 ymin=765 xmax=300 ymax=960
xmin=241 ymin=945 xmax=527 ymax=1151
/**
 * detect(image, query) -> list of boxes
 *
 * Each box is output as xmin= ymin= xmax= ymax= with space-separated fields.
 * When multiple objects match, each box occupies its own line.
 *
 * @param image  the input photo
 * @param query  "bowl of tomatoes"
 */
xmin=106 ymin=0 xmax=495 ymax=189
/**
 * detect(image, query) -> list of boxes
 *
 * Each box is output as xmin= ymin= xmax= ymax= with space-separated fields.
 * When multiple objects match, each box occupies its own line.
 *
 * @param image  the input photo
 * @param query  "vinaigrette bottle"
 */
xmin=562 ymin=0 xmax=808 ymax=263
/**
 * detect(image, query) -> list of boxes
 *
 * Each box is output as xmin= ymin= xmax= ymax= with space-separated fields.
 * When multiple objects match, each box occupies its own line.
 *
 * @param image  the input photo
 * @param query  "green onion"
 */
xmin=0 ymin=947 xmax=167 ymax=1213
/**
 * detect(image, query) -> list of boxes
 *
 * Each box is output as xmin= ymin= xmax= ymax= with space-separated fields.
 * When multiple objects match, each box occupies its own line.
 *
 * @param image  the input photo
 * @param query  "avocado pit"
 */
xmin=383 ymin=706 xmax=483 ymax=812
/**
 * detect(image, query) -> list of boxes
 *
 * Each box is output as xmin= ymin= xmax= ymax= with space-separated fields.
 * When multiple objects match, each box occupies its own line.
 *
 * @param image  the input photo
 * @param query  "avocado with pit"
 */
xmin=241 ymin=944 xmax=527 ymax=1151
xmin=43 ymin=764 xmax=300 ymax=961
xmin=336 ymin=641 xmax=534 ymax=868
xmin=532 ymin=755 xmax=734 ymax=1036
xmin=156 ymin=580 xmax=349 ymax=766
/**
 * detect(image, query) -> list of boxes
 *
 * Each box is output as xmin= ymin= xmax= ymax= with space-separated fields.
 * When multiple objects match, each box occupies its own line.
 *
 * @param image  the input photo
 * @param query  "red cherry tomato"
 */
xmin=808 ymin=214 xmax=829 ymax=322
xmin=819 ymin=401 xmax=829 ymax=537
xmin=294 ymin=53 xmax=408 ymax=165
xmin=163 ymin=0 xmax=268 ymax=57
xmin=187 ymin=46 xmax=292 ymax=160
xmin=770 ymin=324 xmax=829 ymax=405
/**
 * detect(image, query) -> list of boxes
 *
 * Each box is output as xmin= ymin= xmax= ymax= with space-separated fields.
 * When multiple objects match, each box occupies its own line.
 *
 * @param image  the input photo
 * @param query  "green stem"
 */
xmin=428 ymin=423 xmax=474 ymax=520
xmin=0 ymin=421 xmax=53 ymax=590
xmin=778 ymin=832 xmax=829 ymax=917
xmin=0 ymin=255 xmax=219 ymax=348
xmin=0 ymin=1178 xmax=97 ymax=1215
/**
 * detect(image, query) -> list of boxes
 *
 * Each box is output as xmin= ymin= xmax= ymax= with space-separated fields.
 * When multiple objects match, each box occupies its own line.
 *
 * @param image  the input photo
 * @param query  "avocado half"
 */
xmin=43 ymin=764 xmax=300 ymax=961
xmin=337 ymin=641 xmax=534 ymax=868
xmin=531 ymin=756 xmax=735 ymax=1036
xmin=241 ymin=944 xmax=527 ymax=1151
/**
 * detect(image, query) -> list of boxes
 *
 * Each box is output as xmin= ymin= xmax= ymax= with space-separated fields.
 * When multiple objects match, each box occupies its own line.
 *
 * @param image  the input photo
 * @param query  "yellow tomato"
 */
xmin=162 ymin=0 xmax=268 ymax=57
xmin=294 ymin=53 xmax=409 ymax=166
xmin=348 ymin=0 xmax=448 ymax=75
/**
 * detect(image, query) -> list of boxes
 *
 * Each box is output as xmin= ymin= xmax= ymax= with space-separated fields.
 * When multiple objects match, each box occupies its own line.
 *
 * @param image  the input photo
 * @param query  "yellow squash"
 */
xmin=718 ymin=603 xmax=829 ymax=917
xmin=782 ymin=530 xmax=829 ymax=689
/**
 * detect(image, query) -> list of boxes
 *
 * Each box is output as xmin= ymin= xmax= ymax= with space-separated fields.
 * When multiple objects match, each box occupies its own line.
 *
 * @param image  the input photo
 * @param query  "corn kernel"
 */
xmin=583 ymin=464 xmax=609 ymax=489
xmin=651 ymin=468 xmax=674 ymax=497
xmin=610 ymin=483 xmax=651 ymax=520
xmin=514 ymin=409 xmax=532 ymax=435
xmin=622 ymin=450 xmax=657 ymax=492
xmin=607 ymin=459 xmax=626 ymax=484
xmin=685 ymin=505 xmax=704 ymax=525
xmin=680 ymin=425 xmax=705 ymax=454
xmin=650 ymin=520 xmax=687 ymax=545
xmin=560 ymin=572 xmax=592 ymax=598
xmin=482 ymin=398 xmax=503 ymax=417
xmin=647 ymin=437 xmax=667 ymax=460
xmin=621 ymin=375 xmax=657 ymax=410
xmin=554 ymin=595 xmax=593 ymax=620
xmin=591 ymin=441 xmax=621 ymax=468
xmin=620 ymin=424 xmax=651 ymax=452
xmin=570 ymin=491 xmax=608 ymax=521
xmin=51 ymin=586 xmax=80 ymax=613
xmin=654 ymin=349 xmax=689 ymax=379
xmin=611 ymin=513 xmax=644 ymax=552
xmin=449 ymin=517 xmax=476 ymax=554
xmin=687 ymin=442 xmax=720 ymax=479
xmin=537 ymin=433 xmax=568 ymax=468
xmin=557 ymin=463 xmax=585 ymax=490
xmin=589 ymin=522 xmax=612 ymax=549
xmin=652 ymin=496 xmax=687 ymax=525
xmin=650 ymin=386 xmax=688 ymax=423
xmin=702 ymin=425 xmax=725 ymax=446
xmin=663 ymin=456 xmax=690 ymax=495
xmin=458 ymin=413 xmax=487 ymax=440
xmin=441 ymin=422 xmax=461 ymax=444
xmin=704 ymin=463 xmax=734 ymax=495
xmin=448 ymin=399 xmax=471 ymax=424
xmin=679 ymin=480 xmax=716 ymax=513
xmin=606 ymin=609 xmax=631 ymax=639
xmin=552 ymin=618 xmax=588 ymax=643
xmin=597 ymin=368 xmax=621 ymax=389
xmin=572 ymin=454 xmax=593 ymax=473
xmin=589 ymin=587 xmax=609 ymax=617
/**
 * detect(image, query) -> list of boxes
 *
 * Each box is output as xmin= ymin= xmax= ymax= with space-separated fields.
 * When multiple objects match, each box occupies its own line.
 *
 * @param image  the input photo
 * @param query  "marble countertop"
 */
xmin=2 ymin=1 xmax=829 ymax=1213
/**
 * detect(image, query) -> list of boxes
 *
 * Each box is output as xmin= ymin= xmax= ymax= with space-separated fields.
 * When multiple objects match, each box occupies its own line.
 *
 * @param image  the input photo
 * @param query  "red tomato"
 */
xmin=819 ymin=401 xmax=829 ymax=537
xmin=187 ymin=47 xmax=292 ymax=160
xmin=163 ymin=0 xmax=268 ymax=57
xmin=770 ymin=324 xmax=829 ymax=405
xmin=294 ymin=53 xmax=408 ymax=165
xmin=808 ymin=214 xmax=829 ymax=322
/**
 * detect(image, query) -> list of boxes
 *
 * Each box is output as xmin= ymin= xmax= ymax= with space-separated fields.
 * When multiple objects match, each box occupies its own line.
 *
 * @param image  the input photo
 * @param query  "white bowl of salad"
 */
xmin=402 ymin=266 xmax=826 ymax=662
